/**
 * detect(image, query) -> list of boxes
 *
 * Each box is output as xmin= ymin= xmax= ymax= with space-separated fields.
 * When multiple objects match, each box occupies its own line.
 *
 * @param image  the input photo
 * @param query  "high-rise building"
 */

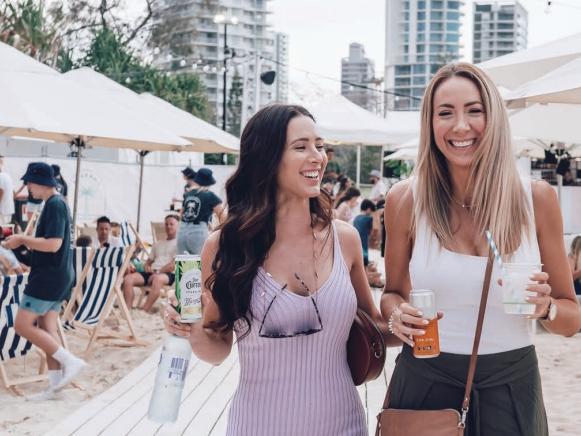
xmin=152 ymin=0 xmax=288 ymax=130
xmin=273 ymin=32 xmax=289 ymax=104
xmin=473 ymin=1 xmax=528 ymax=64
xmin=384 ymin=0 xmax=464 ymax=111
xmin=341 ymin=43 xmax=378 ymax=112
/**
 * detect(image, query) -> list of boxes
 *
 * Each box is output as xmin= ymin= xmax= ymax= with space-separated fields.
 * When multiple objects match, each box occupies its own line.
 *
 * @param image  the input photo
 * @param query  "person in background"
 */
xmin=562 ymin=169 xmax=575 ymax=186
xmin=353 ymin=199 xmax=383 ymax=288
xmin=568 ymin=236 xmax=581 ymax=296
xmin=0 ymin=155 xmax=15 ymax=225
xmin=123 ymin=214 xmax=178 ymax=312
xmin=333 ymin=174 xmax=353 ymax=206
xmin=369 ymin=169 xmax=387 ymax=203
xmin=323 ymin=146 xmax=342 ymax=181
xmin=171 ymin=167 xmax=197 ymax=212
xmin=95 ymin=216 xmax=121 ymax=248
xmin=353 ymin=199 xmax=377 ymax=267
xmin=177 ymin=168 xmax=224 ymax=255
xmin=4 ymin=162 xmax=85 ymax=400
xmin=51 ymin=164 xmax=68 ymax=200
xmin=335 ymin=187 xmax=360 ymax=223
xmin=15 ymin=163 xmax=43 ymax=221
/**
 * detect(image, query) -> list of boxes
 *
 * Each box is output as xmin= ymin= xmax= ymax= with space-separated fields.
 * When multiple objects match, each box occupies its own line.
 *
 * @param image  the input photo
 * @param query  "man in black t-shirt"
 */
xmin=4 ymin=162 xmax=85 ymax=399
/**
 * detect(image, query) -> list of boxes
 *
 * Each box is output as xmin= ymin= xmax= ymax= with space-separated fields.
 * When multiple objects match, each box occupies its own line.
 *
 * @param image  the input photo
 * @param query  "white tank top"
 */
xmin=409 ymin=177 xmax=540 ymax=354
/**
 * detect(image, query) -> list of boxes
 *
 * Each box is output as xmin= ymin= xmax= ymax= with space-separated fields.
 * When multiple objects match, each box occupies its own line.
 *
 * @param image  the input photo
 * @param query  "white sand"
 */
xmin=0 ymin=309 xmax=166 ymax=435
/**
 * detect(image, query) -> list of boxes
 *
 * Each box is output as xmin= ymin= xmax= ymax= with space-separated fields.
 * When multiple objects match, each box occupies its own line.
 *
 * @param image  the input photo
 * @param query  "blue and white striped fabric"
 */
xmin=65 ymin=247 xmax=125 ymax=330
xmin=0 ymin=275 xmax=32 ymax=361
xmin=119 ymin=221 xmax=135 ymax=247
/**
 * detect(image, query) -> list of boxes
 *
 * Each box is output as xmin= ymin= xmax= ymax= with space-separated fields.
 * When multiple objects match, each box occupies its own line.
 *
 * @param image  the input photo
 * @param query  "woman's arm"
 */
xmin=532 ymin=181 xmax=581 ymax=336
xmin=336 ymin=220 xmax=388 ymax=339
xmin=336 ymin=203 xmax=350 ymax=222
xmin=164 ymin=231 xmax=233 ymax=365
xmin=379 ymin=180 xmax=427 ymax=347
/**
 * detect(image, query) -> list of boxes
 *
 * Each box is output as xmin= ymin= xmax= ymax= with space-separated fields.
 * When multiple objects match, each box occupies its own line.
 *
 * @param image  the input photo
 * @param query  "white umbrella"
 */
xmin=477 ymin=32 xmax=581 ymax=89
xmin=0 ymin=42 xmax=189 ymax=226
xmin=64 ymin=67 xmax=238 ymax=230
xmin=509 ymin=103 xmax=581 ymax=145
xmin=309 ymin=95 xmax=419 ymax=185
xmin=383 ymin=147 xmax=418 ymax=161
xmin=504 ymin=57 xmax=581 ymax=106
xmin=139 ymin=93 xmax=239 ymax=154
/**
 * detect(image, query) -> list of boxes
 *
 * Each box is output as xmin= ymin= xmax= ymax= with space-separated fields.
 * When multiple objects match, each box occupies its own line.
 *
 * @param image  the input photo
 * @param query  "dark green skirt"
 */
xmin=388 ymin=345 xmax=548 ymax=436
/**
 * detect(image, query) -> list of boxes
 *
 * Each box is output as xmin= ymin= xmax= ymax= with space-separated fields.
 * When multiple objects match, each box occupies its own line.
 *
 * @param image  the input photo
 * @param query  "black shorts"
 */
xmin=138 ymin=271 xmax=175 ymax=286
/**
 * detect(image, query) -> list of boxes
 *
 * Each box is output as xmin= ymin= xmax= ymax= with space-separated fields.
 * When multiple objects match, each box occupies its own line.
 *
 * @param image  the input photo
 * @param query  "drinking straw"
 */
xmin=485 ymin=230 xmax=503 ymax=268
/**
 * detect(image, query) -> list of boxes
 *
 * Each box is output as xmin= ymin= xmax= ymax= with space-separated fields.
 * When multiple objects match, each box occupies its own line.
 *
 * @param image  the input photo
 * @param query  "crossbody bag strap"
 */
xmin=459 ymin=249 xmax=494 ymax=426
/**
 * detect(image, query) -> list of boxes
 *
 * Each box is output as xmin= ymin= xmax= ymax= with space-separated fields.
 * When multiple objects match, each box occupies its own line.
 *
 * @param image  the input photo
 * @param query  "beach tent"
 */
xmin=64 ymin=67 xmax=239 ymax=230
xmin=510 ymin=104 xmax=581 ymax=146
xmin=504 ymin=57 xmax=581 ymax=107
xmin=308 ymin=95 xmax=419 ymax=185
xmin=0 ymin=42 xmax=189 ymax=227
xmin=477 ymin=32 xmax=581 ymax=89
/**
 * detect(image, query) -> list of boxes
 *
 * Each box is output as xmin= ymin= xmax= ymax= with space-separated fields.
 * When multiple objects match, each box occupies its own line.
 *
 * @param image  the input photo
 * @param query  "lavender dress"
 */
xmin=226 ymin=223 xmax=367 ymax=436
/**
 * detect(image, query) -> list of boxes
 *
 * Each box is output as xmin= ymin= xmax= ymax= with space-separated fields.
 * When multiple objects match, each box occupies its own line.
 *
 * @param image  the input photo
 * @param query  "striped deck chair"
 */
xmin=0 ymin=274 xmax=46 ymax=393
xmin=61 ymin=245 xmax=146 ymax=356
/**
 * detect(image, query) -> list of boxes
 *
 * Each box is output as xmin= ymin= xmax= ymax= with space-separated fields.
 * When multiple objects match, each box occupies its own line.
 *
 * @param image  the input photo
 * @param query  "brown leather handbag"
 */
xmin=376 ymin=251 xmax=494 ymax=436
xmin=347 ymin=308 xmax=386 ymax=385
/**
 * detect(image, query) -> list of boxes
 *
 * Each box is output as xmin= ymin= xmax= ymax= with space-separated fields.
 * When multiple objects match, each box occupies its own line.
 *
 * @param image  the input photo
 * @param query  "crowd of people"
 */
xmin=3 ymin=61 xmax=581 ymax=435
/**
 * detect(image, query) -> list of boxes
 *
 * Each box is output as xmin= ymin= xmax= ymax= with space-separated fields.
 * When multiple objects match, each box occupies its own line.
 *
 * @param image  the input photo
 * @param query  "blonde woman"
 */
xmin=568 ymin=236 xmax=581 ymax=296
xmin=381 ymin=63 xmax=581 ymax=436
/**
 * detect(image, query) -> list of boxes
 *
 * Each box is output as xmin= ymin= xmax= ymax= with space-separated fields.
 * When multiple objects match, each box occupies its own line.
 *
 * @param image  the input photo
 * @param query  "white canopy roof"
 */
xmin=504 ymin=57 xmax=581 ymax=106
xmin=477 ymin=32 xmax=581 ymax=89
xmin=0 ymin=43 xmax=189 ymax=151
xmin=510 ymin=103 xmax=581 ymax=146
xmin=139 ymin=93 xmax=239 ymax=154
xmin=308 ymin=94 xmax=419 ymax=146
xmin=65 ymin=67 xmax=239 ymax=153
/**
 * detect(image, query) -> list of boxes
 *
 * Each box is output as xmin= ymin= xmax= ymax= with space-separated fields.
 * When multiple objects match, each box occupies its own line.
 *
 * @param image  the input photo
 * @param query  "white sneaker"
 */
xmin=53 ymin=357 xmax=87 ymax=392
xmin=26 ymin=388 xmax=58 ymax=401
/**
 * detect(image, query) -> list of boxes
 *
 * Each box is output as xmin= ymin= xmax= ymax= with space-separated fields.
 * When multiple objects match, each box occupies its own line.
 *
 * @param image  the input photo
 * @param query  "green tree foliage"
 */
xmin=334 ymin=146 xmax=383 ymax=184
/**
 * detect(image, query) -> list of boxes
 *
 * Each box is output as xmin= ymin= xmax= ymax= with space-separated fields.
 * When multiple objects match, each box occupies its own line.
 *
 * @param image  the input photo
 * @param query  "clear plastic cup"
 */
xmin=502 ymin=263 xmax=542 ymax=315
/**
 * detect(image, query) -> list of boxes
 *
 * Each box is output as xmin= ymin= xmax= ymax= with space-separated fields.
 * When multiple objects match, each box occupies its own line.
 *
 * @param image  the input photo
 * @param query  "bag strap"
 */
xmin=380 ymin=250 xmax=495 ymax=421
xmin=459 ymin=249 xmax=494 ymax=425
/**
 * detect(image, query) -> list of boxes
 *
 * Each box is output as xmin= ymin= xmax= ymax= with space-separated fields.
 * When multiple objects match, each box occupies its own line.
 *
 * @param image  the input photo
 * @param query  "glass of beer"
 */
xmin=410 ymin=289 xmax=440 ymax=359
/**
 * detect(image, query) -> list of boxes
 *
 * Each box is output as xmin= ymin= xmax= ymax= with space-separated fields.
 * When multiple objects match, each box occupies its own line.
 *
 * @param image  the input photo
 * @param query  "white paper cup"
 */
xmin=502 ymin=263 xmax=542 ymax=315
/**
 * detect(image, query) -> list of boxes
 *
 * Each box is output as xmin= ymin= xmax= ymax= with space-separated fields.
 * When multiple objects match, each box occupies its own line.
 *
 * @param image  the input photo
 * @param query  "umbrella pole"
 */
xmin=356 ymin=144 xmax=362 ymax=188
xmin=72 ymin=138 xmax=85 ymax=232
xmin=136 ymin=151 xmax=149 ymax=232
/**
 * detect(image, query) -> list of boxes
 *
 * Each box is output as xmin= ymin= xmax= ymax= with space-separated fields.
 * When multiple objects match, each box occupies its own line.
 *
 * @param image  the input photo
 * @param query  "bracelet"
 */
xmin=388 ymin=306 xmax=402 ymax=334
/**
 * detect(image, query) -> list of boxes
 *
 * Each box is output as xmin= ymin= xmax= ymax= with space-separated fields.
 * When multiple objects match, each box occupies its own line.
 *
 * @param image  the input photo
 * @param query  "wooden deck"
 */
xmin=47 ymin=343 xmax=399 ymax=436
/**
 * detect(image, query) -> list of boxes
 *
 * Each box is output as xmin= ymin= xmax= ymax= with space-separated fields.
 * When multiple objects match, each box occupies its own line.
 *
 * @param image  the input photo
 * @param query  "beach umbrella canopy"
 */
xmin=0 ymin=42 xmax=190 ymax=226
xmin=309 ymin=94 xmax=419 ymax=146
xmin=510 ymin=103 xmax=581 ymax=145
xmin=477 ymin=32 xmax=581 ymax=89
xmin=139 ymin=93 xmax=239 ymax=154
xmin=504 ymin=57 xmax=581 ymax=106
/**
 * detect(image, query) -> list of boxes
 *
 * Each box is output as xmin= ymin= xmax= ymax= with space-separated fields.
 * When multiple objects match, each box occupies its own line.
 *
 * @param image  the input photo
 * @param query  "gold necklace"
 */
xmin=451 ymin=196 xmax=471 ymax=209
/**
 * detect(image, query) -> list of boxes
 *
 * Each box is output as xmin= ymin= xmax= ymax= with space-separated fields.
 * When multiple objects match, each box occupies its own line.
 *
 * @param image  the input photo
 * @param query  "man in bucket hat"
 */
xmin=3 ymin=162 xmax=86 ymax=399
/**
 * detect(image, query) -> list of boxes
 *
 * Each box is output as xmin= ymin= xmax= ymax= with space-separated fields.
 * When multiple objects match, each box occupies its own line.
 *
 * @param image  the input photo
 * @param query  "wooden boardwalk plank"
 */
xmin=45 ymin=349 xmax=163 ymax=436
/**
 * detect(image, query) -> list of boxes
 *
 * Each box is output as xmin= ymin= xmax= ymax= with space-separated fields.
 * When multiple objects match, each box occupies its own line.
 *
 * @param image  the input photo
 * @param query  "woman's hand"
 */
xmin=526 ymin=271 xmax=552 ymax=319
xmin=163 ymin=290 xmax=192 ymax=338
xmin=388 ymin=302 xmax=444 ymax=347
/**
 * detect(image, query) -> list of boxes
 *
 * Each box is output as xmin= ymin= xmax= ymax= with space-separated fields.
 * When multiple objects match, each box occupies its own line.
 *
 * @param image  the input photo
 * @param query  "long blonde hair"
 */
xmin=414 ymin=62 xmax=530 ymax=256
xmin=571 ymin=236 xmax=581 ymax=270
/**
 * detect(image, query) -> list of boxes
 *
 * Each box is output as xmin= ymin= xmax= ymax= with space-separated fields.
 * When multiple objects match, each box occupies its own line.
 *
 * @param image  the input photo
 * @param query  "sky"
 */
xmin=268 ymin=0 xmax=581 ymax=93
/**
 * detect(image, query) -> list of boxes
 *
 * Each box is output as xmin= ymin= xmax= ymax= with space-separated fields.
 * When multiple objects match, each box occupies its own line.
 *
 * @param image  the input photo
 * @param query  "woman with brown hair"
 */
xmin=163 ymin=104 xmax=384 ymax=435
xmin=381 ymin=63 xmax=581 ymax=435
xmin=568 ymin=236 xmax=581 ymax=296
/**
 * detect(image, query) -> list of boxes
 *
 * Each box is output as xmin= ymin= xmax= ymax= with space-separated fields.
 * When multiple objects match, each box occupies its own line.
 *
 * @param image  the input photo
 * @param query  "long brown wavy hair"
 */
xmin=205 ymin=104 xmax=333 ymax=337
